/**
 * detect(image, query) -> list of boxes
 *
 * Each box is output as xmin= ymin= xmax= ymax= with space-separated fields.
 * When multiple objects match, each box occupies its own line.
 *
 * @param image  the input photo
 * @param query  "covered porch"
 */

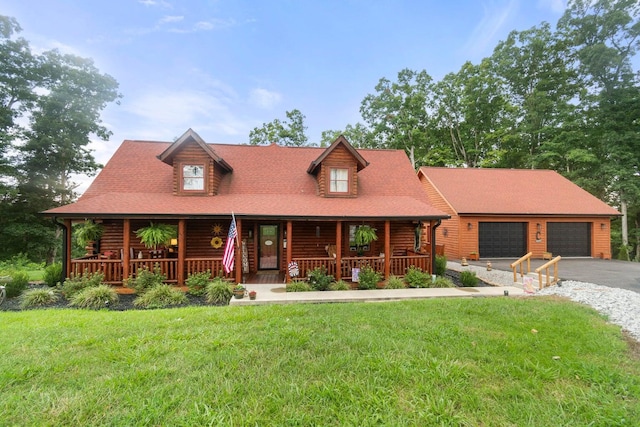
xmin=64 ymin=217 xmax=438 ymax=287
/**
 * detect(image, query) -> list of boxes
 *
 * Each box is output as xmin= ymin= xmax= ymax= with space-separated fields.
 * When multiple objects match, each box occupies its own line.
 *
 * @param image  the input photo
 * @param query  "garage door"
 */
xmin=479 ymin=222 xmax=527 ymax=258
xmin=547 ymin=222 xmax=590 ymax=257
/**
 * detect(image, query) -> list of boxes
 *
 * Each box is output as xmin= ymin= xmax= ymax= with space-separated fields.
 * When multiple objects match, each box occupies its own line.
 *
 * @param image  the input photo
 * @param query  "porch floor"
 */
xmin=244 ymin=270 xmax=285 ymax=284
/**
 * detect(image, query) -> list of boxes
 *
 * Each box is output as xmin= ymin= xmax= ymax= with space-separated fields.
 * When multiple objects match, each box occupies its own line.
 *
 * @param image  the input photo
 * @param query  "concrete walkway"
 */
xmin=229 ymin=282 xmax=524 ymax=305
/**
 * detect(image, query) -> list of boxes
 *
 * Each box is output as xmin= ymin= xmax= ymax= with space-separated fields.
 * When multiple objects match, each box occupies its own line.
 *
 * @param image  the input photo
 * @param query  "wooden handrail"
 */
xmin=534 ymin=256 xmax=562 ymax=290
xmin=510 ymin=252 xmax=533 ymax=283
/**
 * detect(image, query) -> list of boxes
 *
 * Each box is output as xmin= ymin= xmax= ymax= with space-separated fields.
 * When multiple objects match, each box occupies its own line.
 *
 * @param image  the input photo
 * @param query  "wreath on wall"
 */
xmin=211 ymin=223 xmax=224 ymax=235
xmin=210 ymin=236 xmax=223 ymax=249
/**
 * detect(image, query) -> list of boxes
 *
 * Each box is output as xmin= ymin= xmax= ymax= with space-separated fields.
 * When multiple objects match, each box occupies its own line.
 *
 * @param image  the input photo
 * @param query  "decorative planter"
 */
xmin=233 ymin=290 xmax=245 ymax=299
xmin=249 ymin=291 xmax=256 ymax=300
xmin=468 ymin=253 xmax=479 ymax=261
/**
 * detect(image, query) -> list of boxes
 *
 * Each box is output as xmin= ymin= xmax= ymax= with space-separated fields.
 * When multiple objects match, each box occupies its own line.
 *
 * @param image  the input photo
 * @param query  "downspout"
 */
xmin=52 ymin=217 xmax=68 ymax=283
xmin=431 ymin=219 xmax=442 ymax=276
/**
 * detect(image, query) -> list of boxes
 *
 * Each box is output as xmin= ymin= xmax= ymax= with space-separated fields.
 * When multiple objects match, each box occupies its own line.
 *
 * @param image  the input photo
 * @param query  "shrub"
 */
xmin=0 ymin=253 xmax=42 ymax=271
xmin=20 ymin=288 xmax=60 ymax=309
xmin=61 ymin=271 xmax=104 ymax=298
xmin=186 ymin=270 xmax=212 ymax=296
xmin=70 ymin=285 xmax=119 ymax=310
xmin=432 ymin=277 xmax=454 ymax=288
xmin=133 ymin=284 xmax=187 ymax=309
xmin=329 ymin=280 xmax=351 ymax=291
xmin=307 ymin=266 xmax=334 ymax=291
xmin=385 ymin=275 xmax=406 ymax=289
xmin=205 ymin=278 xmax=233 ymax=305
xmin=404 ymin=266 xmax=430 ymax=288
xmin=460 ymin=270 xmax=479 ymax=287
xmin=357 ymin=265 xmax=381 ymax=290
xmin=618 ymin=244 xmax=630 ymax=261
xmin=5 ymin=270 xmax=29 ymax=298
xmin=131 ymin=265 xmax=166 ymax=294
xmin=286 ymin=281 xmax=312 ymax=292
xmin=435 ymin=255 xmax=447 ymax=276
xmin=43 ymin=263 xmax=63 ymax=287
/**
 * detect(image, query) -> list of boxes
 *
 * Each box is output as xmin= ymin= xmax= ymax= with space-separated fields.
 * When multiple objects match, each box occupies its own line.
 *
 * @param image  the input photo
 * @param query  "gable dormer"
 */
xmin=157 ymin=129 xmax=232 ymax=196
xmin=307 ymin=135 xmax=369 ymax=197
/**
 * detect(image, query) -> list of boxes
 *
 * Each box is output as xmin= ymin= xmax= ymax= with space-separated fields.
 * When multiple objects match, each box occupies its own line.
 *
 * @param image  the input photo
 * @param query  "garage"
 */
xmin=547 ymin=222 xmax=591 ymax=257
xmin=479 ymin=222 xmax=527 ymax=258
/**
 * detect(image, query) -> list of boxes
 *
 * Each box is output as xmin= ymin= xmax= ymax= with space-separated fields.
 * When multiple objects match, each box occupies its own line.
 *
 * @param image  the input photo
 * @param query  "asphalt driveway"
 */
xmin=467 ymin=258 xmax=640 ymax=293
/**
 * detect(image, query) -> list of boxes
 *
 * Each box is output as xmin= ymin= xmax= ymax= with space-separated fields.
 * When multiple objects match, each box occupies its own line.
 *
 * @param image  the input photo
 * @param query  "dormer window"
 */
xmin=329 ymin=168 xmax=349 ymax=193
xmin=183 ymin=164 xmax=204 ymax=191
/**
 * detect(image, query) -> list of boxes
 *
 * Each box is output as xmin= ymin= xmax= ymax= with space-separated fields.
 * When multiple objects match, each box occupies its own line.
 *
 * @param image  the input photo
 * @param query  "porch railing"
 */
xmin=71 ymin=257 xmax=233 ymax=285
xmin=70 ymin=253 xmax=431 ymax=285
xmin=70 ymin=259 xmax=124 ymax=284
xmin=130 ymin=259 xmax=178 ymax=283
xmin=185 ymin=258 xmax=233 ymax=279
xmin=292 ymin=253 xmax=431 ymax=279
xmin=391 ymin=253 xmax=430 ymax=276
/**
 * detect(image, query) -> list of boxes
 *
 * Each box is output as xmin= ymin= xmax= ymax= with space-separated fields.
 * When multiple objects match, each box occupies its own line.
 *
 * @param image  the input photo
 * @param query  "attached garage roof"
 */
xmin=418 ymin=167 xmax=620 ymax=217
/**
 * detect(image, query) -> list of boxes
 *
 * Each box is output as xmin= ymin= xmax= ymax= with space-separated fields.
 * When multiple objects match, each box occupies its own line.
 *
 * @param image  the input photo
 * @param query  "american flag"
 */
xmin=222 ymin=216 xmax=237 ymax=273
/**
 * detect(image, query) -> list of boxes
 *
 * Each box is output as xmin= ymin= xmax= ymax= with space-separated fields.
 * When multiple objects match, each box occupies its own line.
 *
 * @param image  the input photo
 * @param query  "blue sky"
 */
xmin=1 ymin=0 xmax=566 ymax=191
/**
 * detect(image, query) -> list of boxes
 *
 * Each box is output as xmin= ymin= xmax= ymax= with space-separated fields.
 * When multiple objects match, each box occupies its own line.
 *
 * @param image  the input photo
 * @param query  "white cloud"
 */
xmin=138 ymin=0 xmax=172 ymax=8
xmin=123 ymin=88 xmax=252 ymax=142
xmin=537 ymin=0 xmax=567 ymax=14
xmin=129 ymin=16 xmax=237 ymax=35
xmin=461 ymin=0 xmax=519 ymax=58
xmin=159 ymin=15 xmax=184 ymax=24
xmin=168 ymin=18 xmax=237 ymax=33
xmin=248 ymin=88 xmax=283 ymax=109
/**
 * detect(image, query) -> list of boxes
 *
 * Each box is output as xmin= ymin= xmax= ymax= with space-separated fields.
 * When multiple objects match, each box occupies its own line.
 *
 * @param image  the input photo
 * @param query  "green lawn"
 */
xmin=1 ymin=298 xmax=639 ymax=426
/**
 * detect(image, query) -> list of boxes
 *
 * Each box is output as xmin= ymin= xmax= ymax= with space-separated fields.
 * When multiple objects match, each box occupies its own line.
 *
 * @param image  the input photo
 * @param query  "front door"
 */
xmin=259 ymin=225 xmax=278 ymax=269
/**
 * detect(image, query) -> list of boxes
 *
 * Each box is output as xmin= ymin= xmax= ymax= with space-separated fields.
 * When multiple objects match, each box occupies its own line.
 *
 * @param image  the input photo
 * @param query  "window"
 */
xmin=329 ymin=168 xmax=349 ymax=193
xmin=183 ymin=164 xmax=204 ymax=191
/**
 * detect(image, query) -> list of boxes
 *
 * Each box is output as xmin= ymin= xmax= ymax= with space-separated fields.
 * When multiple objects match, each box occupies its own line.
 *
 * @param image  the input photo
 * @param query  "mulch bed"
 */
xmin=1 ymin=269 xmax=489 ymax=312
xmin=0 ymin=285 xmax=211 ymax=312
xmin=445 ymin=270 xmax=490 ymax=287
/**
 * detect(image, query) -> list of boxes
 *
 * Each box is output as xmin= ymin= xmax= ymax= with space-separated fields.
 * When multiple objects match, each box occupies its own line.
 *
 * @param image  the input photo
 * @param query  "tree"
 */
xmin=430 ymin=60 xmax=509 ymax=167
xmin=0 ymin=16 xmax=39 ymax=185
xmin=0 ymin=15 xmax=121 ymax=262
xmin=319 ymin=123 xmax=373 ymax=148
xmin=249 ymin=109 xmax=309 ymax=146
xmin=558 ymin=0 xmax=640 ymax=256
xmin=360 ymin=69 xmax=434 ymax=167
xmin=488 ymin=22 xmax=579 ymax=169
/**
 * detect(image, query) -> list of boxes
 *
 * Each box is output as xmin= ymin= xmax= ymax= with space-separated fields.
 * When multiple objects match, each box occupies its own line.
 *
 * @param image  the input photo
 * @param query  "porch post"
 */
xmin=235 ymin=218 xmax=243 ymax=284
xmin=177 ymin=219 xmax=186 ymax=286
xmin=335 ymin=221 xmax=342 ymax=280
xmin=286 ymin=220 xmax=293 ymax=283
xmin=123 ymin=219 xmax=131 ymax=282
xmin=384 ymin=220 xmax=390 ymax=280
xmin=428 ymin=220 xmax=434 ymax=275
xmin=65 ymin=219 xmax=72 ymax=279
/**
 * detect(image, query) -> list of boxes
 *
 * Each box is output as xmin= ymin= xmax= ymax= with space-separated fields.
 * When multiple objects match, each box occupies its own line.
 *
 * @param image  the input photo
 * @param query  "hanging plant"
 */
xmin=354 ymin=225 xmax=378 ymax=247
xmin=135 ymin=222 xmax=176 ymax=250
xmin=75 ymin=220 xmax=104 ymax=247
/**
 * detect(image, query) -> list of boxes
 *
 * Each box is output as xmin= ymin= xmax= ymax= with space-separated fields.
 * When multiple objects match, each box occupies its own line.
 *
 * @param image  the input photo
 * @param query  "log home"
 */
xmin=45 ymin=129 xmax=449 ymax=286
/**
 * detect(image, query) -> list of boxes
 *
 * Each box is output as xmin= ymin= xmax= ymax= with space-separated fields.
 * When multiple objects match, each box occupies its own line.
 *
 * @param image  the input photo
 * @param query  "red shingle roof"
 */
xmin=418 ymin=167 xmax=620 ymax=216
xmin=46 ymin=139 xmax=448 ymax=219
